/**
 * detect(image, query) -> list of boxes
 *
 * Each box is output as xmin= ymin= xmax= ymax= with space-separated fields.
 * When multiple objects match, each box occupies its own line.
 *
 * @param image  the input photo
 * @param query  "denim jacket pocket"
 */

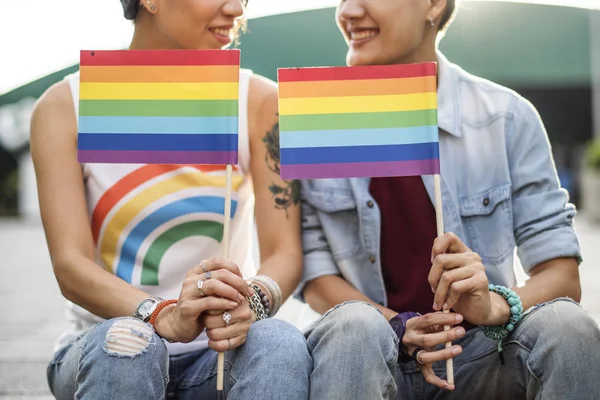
xmin=303 ymin=183 xmax=357 ymax=213
xmin=459 ymin=183 xmax=515 ymax=264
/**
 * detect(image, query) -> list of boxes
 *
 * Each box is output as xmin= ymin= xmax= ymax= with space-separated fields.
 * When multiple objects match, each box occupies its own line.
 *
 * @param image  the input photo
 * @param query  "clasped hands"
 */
xmin=153 ymin=257 xmax=257 ymax=352
xmin=400 ymin=233 xmax=511 ymax=390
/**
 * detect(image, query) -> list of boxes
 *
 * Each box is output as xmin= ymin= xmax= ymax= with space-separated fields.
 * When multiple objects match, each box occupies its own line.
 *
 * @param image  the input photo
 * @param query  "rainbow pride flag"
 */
xmin=77 ymin=49 xmax=240 ymax=165
xmin=277 ymin=63 xmax=439 ymax=179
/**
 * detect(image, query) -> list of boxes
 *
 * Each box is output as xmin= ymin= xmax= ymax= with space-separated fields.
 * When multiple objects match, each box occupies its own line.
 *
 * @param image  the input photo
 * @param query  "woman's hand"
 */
xmin=154 ymin=257 xmax=254 ymax=343
xmin=402 ymin=312 xmax=466 ymax=390
xmin=203 ymin=298 xmax=257 ymax=352
xmin=428 ymin=233 xmax=510 ymax=326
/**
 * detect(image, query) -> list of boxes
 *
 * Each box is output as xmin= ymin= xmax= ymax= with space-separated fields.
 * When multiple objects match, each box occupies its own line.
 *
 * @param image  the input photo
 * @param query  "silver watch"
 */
xmin=133 ymin=297 xmax=163 ymax=322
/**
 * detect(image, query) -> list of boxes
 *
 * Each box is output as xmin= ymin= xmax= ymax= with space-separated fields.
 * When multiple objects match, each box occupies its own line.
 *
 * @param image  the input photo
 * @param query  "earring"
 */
xmin=151 ymin=4 xmax=156 ymax=11
xmin=429 ymin=17 xmax=435 ymax=27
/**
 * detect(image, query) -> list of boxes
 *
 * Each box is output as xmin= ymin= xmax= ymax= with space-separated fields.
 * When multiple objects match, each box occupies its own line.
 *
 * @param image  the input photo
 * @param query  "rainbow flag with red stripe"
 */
xmin=77 ymin=49 xmax=240 ymax=165
xmin=277 ymin=62 xmax=439 ymax=179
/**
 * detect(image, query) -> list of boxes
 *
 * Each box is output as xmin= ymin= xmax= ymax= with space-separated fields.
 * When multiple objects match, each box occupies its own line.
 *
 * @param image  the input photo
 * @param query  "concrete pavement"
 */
xmin=1 ymin=214 xmax=599 ymax=398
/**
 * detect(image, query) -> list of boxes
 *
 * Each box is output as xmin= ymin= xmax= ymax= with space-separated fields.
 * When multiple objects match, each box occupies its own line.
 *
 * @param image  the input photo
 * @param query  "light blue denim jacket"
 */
xmin=296 ymin=51 xmax=582 ymax=308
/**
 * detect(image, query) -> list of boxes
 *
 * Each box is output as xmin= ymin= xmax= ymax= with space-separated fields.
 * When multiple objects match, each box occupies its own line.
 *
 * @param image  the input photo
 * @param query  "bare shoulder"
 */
xmin=32 ymin=80 xmax=74 ymax=122
xmin=30 ymin=80 xmax=77 ymax=145
xmin=247 ymin=73 xmax=278 ymax=118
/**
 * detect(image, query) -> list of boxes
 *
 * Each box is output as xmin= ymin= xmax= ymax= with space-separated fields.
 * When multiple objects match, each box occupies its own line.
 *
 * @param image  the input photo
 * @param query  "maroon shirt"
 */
xmin=370 ymin=176 xmax=475 ymax=331
xmin=369 ymin=176 xmax=437 ymax=317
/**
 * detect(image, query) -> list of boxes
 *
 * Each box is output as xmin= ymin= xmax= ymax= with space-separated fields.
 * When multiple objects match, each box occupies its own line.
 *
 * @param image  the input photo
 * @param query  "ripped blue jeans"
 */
xmin=306 ymin=298 xmax=600 ymax=400
xmin=47 ymin=317 xmax=312 ymax=399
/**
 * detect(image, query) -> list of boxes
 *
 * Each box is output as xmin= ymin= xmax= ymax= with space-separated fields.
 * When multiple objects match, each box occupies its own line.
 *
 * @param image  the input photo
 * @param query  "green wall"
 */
xmin=0 ymin=1 xmax=596 ymax=216
xmin=237 ymin=2 xmax=593 ymax=87
xmin=440 ymin=2 xmax=591 ymax=86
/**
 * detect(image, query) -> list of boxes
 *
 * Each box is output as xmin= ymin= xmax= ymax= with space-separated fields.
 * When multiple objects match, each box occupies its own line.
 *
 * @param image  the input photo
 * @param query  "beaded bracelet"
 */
xmin=251 ymin=275 xmax=283 ymax=317
xmin=482 ymin=284 xmax=524 ymax=365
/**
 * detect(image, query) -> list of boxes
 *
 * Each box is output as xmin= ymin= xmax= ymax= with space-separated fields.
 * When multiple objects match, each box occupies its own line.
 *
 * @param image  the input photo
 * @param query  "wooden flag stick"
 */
xmin=217 ymin=164 xmax=234 ymax=393
xmin=433 ymin=174 xmax=454 ymax=386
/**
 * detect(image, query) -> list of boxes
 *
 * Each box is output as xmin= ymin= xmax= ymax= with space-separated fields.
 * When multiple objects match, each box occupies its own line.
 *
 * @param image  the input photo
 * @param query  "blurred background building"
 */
xmin=1 ymin=1 xmax=599 ymax=397
xmin=1 ymin=1 xmax=599 ymax=218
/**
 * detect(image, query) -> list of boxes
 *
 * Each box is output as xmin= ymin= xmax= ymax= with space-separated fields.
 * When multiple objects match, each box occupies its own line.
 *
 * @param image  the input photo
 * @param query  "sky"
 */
xmin=1 ymin=0 xmax=599 ymax=95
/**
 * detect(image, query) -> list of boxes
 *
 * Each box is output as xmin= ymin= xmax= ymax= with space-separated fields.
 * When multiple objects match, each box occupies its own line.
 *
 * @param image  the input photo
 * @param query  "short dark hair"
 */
xmin=438 ymin=0 xmax=458 ymax=32
xmin=121 ymin=0 xmax=139 ymax=20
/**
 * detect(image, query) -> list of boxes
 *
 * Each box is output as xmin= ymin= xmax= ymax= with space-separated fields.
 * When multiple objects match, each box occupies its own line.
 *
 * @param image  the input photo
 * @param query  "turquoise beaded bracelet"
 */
xmin=482 ymin=284 xmax=523 ymax=339
xmin=482 ymin=284 xmax=524 ymax=365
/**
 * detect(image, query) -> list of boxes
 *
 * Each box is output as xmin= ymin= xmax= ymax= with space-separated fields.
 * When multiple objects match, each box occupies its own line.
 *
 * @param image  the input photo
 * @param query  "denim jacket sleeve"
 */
xmin=293 ymin=194 xmax=341 ymax=302
xmin=507 ymin=96 xmax=582 ymax=273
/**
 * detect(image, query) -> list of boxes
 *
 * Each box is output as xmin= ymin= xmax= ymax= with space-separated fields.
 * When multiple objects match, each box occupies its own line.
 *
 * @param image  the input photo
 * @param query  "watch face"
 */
xmin=138 ymin=300 xmax=154 ymax=315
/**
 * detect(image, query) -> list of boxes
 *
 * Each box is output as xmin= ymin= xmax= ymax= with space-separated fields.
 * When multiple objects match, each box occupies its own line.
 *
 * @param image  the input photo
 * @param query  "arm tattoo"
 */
xmin=262 ymin=118 xmax=300 ymax=217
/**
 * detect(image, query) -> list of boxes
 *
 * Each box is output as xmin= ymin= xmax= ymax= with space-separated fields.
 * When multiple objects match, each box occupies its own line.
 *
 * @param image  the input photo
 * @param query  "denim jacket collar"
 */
xmin=436 ymin=51 xmax=461 ymax=138
xmin=349 ymin=51 xmax=462 ymax=209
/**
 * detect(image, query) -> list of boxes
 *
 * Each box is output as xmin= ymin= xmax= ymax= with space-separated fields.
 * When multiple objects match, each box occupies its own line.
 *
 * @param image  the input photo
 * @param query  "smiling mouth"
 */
xmin=209 ymin=28 xmax=232 ymax=38
xmin=349 ymin=29 xmax=379 ymax=41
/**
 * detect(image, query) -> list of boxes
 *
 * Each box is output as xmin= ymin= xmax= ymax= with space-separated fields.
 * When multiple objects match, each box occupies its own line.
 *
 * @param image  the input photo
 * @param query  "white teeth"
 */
xmin=350 ymin=30 xmax=378 ymax=40
xmin=211 ymin=28 xmax=231 ymax=37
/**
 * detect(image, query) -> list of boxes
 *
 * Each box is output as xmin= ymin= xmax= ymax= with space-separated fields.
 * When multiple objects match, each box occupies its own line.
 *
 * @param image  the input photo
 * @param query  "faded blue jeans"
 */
xmin=306 ymin=299 xmax=600 ymax=400
xmin=47 ymin=317 xmax=312 ymax=399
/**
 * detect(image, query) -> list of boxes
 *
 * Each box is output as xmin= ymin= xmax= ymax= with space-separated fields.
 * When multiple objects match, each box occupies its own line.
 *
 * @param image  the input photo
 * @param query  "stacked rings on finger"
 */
xmin=222 ymin=311 xmax=232 ymax=327
xmin=201 ymin=260 xmax=208 ymax=273
xmin=197 ymin=270 xmax=212 ymax=296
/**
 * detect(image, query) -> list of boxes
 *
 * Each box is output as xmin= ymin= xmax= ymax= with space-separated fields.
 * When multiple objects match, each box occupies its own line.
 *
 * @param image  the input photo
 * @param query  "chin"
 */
xmin=203 ymin=42 xmax=227 ymax=50
xmin=346 ymin=52 xmax=380 ymax=67
xmin=348 ymin=51 xmax=403 ymax=67
xmin=184 ymin=38 xmax=227 ymax=51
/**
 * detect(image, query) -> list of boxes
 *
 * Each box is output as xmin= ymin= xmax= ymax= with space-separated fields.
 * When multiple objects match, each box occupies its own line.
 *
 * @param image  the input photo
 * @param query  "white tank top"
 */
xmin=56 ymin=69 xmax=257 ymax=355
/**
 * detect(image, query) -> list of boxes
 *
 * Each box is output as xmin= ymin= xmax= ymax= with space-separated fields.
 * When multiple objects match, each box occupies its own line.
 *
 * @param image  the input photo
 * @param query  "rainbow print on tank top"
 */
xmin=90 ymin=164 xmax=243 ymax=286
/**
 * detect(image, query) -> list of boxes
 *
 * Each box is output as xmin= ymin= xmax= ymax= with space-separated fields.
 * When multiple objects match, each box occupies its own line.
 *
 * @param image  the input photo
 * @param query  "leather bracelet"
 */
xmin=149 ymin=299 xmax=177 ymax=328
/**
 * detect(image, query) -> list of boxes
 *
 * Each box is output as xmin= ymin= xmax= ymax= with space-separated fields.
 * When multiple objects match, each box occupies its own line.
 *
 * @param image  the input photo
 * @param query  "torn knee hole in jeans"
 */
xmin=103 ymin=319 xmax=155 ymax=358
